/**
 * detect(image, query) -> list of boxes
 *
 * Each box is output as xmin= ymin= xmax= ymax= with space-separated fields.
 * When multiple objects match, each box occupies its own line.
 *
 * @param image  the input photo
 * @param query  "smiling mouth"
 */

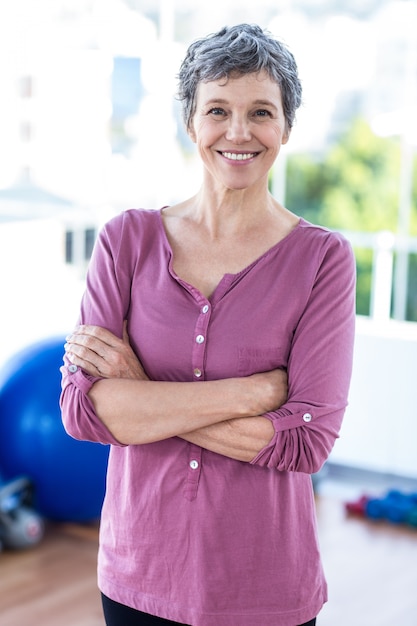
xmin=220 ymin=151 xmax=258 ymax=161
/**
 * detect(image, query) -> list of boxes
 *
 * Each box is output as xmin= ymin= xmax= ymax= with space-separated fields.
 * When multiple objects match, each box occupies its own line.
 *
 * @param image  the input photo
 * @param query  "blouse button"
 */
xmin=68 ymin=364 xmax=78 ymax=373
xmin=201 ymin=305 xmax=209 ymax=314
xmin=303 ymin=412 xmax=312 ymax=423
xmin=193 ymin=368 xmax=202 ymax=378
xmin=196 ymin=335 xmax=205 ymax=344
xmin=189 ymin=460 xmax=199 ymax=470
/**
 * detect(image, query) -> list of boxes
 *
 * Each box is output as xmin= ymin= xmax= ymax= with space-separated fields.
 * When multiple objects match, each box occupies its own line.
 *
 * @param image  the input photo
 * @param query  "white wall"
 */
xmin=330 ymin=316 xmax=417 ymax=478
xmin=0 ymin=218 xmax=85 ymax=368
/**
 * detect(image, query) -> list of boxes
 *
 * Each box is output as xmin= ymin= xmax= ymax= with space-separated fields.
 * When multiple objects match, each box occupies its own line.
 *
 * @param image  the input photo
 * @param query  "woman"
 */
xmin=61 ymin=24 xmax=356 ymax=626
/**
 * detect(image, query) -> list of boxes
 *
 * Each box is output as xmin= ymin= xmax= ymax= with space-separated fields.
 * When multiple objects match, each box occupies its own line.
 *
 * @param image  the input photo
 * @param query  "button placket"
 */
xmin=191 ymin=300 xmax=211 ymax=381
xmin=184 ymin=445 xmax=202 ymax=501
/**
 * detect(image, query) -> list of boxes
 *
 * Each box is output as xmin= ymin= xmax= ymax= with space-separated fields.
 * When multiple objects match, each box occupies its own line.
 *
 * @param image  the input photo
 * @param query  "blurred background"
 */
xmin=0 ymin=1 xmax=417 ymax=625
xmin=0 ymin=0 xmax=416 ymax=478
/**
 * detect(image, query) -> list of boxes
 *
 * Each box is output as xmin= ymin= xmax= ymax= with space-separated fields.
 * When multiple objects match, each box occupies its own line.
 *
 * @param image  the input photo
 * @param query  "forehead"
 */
xmin=196 ymin=71 xmax=283 ymax=106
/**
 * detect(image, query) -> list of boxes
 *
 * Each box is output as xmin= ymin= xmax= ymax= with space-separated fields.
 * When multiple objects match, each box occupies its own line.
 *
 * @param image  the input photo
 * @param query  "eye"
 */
xmin=207 ymin=107 xmax=226 ymax=117
xmin=254 ymin=109 xmax=272 ymax=118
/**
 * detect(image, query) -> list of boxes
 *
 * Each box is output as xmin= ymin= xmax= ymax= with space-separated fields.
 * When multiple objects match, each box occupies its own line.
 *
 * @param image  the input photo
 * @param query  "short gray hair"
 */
xmin=177 ymin=24 xmax=302 ymax=132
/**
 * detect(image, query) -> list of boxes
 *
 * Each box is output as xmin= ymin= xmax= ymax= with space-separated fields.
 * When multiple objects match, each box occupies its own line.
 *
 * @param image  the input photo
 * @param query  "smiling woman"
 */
xmin=188 ymin=71 xmax=289 ymax=193
xmin=61 ymin=23 xmax=355 ymax=626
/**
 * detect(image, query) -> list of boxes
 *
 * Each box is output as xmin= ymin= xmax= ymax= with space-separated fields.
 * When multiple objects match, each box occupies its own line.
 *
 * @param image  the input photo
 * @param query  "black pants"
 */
xmin=101 ymin=594 xmax=316 ymax=626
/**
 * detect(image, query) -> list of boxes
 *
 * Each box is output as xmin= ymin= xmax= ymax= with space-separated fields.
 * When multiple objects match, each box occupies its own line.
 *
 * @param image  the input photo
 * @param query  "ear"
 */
xmin=282 ymin=125 xmax=290 ymax=145
xmin=187 ymin=123 xmax=197 ymax=143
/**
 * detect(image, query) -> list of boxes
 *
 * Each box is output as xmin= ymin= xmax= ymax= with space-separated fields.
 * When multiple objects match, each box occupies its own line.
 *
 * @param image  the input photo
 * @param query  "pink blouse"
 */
xmin=61 ymin=208 xmax=356 ymax=626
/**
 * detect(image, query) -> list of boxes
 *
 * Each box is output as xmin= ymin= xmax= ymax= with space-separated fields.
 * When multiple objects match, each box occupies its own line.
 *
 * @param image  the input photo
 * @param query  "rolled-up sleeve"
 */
xmin=251 ymin=233 xmax=356 ymax=473
xmin=60 ymin=213 xmax=133 ymax=446
xmin=60 ymin=359 xmax=122 ymax=444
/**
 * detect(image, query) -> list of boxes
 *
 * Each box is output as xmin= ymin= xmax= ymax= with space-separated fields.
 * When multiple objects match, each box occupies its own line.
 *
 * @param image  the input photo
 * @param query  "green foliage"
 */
xmin=285 ymin=117 xmax=417 ymax=319
xmin=353 ymin=247 xmax=373 ymax=316
xmin=407 ymin=254 xmax=417 ymax=319
xmin=412 ymin=161 xmax=417 ymax=236
xmin=286 ymin=118 xmax=403 ymax=231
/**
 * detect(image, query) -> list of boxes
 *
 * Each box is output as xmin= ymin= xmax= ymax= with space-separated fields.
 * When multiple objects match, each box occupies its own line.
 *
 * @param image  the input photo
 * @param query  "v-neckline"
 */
xmin=157 ymin=208 xmax=303 ymax=302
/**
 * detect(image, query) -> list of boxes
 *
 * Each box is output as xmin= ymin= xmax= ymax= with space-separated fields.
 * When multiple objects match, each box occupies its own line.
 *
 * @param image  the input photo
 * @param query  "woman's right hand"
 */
xmin=65 ymin=322 xmax=149 ymax=381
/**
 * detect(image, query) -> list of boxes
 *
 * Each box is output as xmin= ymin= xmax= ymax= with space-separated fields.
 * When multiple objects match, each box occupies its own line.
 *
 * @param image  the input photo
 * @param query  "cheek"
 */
xmin=189 ymin=120 xmax=217 ymax=149
xmin=188 ymin=116 xmax=206 ymax=144
xmin=270 ymin=125 xmax=288 ymax=148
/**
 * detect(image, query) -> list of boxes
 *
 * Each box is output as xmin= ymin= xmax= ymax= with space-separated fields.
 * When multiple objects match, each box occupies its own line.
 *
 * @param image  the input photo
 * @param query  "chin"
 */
xmin=224 ymin=177 xmax=263 ymax=192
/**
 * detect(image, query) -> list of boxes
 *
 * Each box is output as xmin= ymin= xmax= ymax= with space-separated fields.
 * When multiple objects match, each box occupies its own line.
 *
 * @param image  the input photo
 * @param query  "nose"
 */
xmin=224 ymin=114 xmax=251 ymax=143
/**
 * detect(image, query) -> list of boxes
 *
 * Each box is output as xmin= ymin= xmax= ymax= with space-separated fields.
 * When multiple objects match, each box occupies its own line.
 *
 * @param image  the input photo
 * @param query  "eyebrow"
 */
xmin=203 ymin=98 xmax=278 ymax=110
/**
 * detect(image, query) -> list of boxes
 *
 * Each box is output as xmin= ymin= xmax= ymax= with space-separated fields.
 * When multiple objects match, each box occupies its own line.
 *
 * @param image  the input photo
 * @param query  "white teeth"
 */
xmin=222 ymin=152 xmax=255 ymax=161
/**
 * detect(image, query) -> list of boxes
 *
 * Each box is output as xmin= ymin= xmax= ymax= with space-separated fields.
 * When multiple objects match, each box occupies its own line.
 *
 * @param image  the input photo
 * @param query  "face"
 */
xmin=189 ymin=71 xmax=289 ymax=192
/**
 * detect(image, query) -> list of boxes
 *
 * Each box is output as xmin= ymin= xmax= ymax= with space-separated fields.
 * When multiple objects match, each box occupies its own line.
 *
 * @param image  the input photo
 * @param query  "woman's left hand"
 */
xmin=64 ymin=322 xmax=149 ymax=381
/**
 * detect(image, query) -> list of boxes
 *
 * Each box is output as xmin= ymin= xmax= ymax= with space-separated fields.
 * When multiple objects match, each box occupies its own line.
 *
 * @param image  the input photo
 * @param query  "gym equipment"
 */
xmin=0 ymin=337 xmax=109 ymax=522
xmin=345 ymin=494 xmax=369 ymax=516
xmin=0 ymin=474 xmax=44 ymax=550
xmin=345 ymin=489 xmax=417 ymax=529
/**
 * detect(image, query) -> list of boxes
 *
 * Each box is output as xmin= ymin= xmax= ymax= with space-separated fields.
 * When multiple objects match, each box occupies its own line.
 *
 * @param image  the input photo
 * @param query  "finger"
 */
xmin=65 ymin=348 xmax=104 ymax=377
xmin=75 ymin=324 xmax=124 ymax=348
xmin=65 ymin=331 xmax=131 ymax=378
xmin=65 ymin=334 xmax=106 ymax=360
xmin=64 ymin=341 xmax=103 ymax=367
xmin=67 ymin=329 xmax=121 ymax=355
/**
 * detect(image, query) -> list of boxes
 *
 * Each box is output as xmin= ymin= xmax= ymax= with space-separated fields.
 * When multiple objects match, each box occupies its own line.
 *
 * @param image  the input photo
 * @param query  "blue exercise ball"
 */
xmin=0 ymin=337 xmax=109 ymax=522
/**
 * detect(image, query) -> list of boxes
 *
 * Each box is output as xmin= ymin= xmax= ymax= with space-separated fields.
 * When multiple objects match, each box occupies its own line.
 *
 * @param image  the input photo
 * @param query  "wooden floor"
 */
xmin=316 ymin=497 xmax=417 ymax=626
xmin=1 ymin=485 xmax=417 ymax=626
xmin=0 ymin=522 xmax=103 ymax=626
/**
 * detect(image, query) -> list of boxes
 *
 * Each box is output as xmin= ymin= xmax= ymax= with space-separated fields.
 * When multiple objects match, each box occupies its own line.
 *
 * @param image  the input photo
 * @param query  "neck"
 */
xmin=190 ymin=179 xmax=279 ymax=239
